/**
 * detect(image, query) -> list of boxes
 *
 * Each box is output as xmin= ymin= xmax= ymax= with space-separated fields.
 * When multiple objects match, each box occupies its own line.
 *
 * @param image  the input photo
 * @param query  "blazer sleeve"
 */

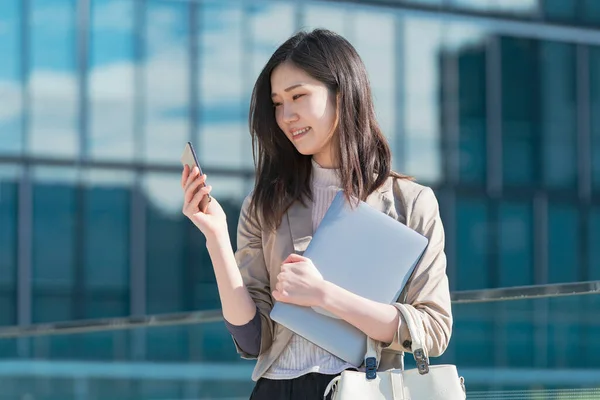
xmin=231 ymin=194 xmax=275 ymax=359
xmin=383 ymin=186 xmax=453 ymax=357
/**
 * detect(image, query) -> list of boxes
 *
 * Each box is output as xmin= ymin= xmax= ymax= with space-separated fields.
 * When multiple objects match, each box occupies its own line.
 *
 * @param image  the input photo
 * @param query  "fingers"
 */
xmin=184 ymin=166 xmax=202 ymax=189
xmin=184 ymin=174 xmax=207 ymax=204
xmin=183 ymin=183 xmax=212 ymax=216
xmin=272 ymin=289 xmax=285 ymax=302
xmin=273 ymin=281 xmax=288 ymax=302
xmin=283 ymin=253 xmax=306 ymax=264
xmin=187 ymin=185 xmax=213 ymax=212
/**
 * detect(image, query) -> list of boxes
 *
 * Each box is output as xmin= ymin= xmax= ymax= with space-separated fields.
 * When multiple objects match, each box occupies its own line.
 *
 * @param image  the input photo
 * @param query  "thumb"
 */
xmin=283 ymin=253 xmax=306 ymax=264
xmin=272 ymin=289 xmax=289 ymax=303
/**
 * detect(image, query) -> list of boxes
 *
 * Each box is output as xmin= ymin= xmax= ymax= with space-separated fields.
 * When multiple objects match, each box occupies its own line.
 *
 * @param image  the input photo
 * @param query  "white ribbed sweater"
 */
xmin=263 ymin=159 xmax=355 ymax=380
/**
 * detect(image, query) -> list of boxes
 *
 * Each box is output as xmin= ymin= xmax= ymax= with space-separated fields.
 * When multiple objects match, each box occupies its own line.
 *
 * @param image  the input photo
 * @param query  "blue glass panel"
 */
xmin=451 ymin=0 xmax=539 ymax=15
xmin=452 ymin=24 xmax=488 ymax=184
xmin=32 ymin=167 xmax=77 ymax=323
xmin=582 ymin=0 xmax=600 ymax=25
xmin=547 ymin=296 xmax=583 ymax=368
xmin=456 ymin=197 xmax=489 ymax=290
xmin=591 ymin=47 xmax=600 ymax=191
xmin=198 ymin=1 xmax=245 ymax=169
xmin=498 ymin=201 xmax=534 ymax=287
xmin=590 ymin=207 xmax=600 ymax=280
xmin=82 ymin=170 xmax=132 ymax=319
xmin=543 ymin=0 xmax=578 ymax=22
xmin=0 ymin=0 xmax=22 ymax=154
xmin=540 ymin=42 xmax=577 ymax=189
xmin=144 ymin=0 xmax=190 ymax=164
xmin=89 ymin=0 xmax=135 ymax=160
xmin=502 ymin=299 xmax=535 ymax=367
xmin=0 ymin=166 xmax=18 ymax=326
xmin=29 ymin=0 xmax=78 ymax=158
xmin=403 ymin=17 xmax=444 ymax=184
xmin=547 ymin=203 xmax=579 ymax=284
xmin=144 ymin=173 xmax=186 ymax=314
xmin=502 ymin=37 xmax=538 ymax=186
xmin=351 ymin=11 xmax=397 ymax=170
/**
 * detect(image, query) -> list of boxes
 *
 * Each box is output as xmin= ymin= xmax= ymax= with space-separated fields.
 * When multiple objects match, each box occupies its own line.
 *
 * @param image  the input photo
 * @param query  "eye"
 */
xmin=292 ymin=94 xmax=305 ymax=100
xmin=273 ymin=102 xmax=282 ymax=108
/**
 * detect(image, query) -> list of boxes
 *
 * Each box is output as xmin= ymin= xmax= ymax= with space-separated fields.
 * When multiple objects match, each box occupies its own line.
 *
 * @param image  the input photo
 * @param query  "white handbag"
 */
xmin=323 ymin=304 xmax=466 ymax=399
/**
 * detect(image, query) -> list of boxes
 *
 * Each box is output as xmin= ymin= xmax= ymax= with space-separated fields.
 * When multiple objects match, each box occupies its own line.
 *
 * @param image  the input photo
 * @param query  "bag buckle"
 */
xmin=414 ymin=348 xmax=429 ymax=375
xmin=365 ymin=356 xmax=377 ymax=380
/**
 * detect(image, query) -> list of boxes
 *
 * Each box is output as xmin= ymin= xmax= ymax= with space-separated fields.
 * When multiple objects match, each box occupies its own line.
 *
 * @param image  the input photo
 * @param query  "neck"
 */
xmin=311 ymin=158 xmax=340 ymax=187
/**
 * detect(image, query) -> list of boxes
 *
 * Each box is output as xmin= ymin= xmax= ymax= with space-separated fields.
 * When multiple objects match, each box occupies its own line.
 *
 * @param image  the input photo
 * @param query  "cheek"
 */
xmin=308 ymin=93 xmax=332 ymax=125
xmin=274 ymin=109 xmax=284 ymax=130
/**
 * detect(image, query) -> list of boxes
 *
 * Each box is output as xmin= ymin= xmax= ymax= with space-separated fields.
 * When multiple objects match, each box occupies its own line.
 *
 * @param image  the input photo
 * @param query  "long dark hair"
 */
xmin=249 ymin=29 xmax=409 ymax=231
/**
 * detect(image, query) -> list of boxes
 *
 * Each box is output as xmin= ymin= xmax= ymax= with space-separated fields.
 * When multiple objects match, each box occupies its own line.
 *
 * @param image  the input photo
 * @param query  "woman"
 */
xmin=181 ymin=29 xmax=452 ymax=399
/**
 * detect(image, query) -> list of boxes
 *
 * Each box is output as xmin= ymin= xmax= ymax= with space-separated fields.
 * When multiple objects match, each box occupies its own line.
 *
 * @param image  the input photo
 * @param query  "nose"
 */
xmin=281 ymin=103 xmax=299 ymax=124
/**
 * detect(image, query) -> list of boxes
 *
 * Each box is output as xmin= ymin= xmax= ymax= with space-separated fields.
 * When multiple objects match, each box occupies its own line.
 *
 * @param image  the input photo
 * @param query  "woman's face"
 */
xmin=270 ymin=62 xmax=338 ymax=168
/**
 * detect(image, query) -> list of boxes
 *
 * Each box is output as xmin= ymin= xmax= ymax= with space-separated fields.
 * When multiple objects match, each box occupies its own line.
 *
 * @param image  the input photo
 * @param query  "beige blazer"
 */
xmin=232 ymin=176 xmax=453 ymax=382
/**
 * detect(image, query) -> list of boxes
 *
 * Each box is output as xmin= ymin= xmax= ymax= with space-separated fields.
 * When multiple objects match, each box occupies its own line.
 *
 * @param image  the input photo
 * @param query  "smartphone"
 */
xmin=180 ymin=141 xmax=210 ymax=213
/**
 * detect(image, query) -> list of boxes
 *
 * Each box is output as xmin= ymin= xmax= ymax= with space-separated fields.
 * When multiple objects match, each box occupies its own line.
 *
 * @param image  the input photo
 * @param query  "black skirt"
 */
xmin=249 ymin=372 xmax=339 ymax=400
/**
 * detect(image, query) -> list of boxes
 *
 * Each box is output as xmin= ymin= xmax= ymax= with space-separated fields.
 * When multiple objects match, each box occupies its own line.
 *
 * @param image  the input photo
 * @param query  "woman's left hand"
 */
xmin=272 ymin=253 xmax=326 ymax=307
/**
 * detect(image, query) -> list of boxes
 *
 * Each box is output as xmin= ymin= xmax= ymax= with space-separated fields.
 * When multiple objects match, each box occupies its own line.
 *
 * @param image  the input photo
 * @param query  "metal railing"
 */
xmin=0 ymin=280 xmax=597 ymax=339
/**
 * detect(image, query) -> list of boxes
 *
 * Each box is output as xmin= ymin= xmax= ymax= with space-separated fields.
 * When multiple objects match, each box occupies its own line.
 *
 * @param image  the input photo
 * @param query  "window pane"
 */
xmin=30 ymin=0 xmax=78 ymax=158
xmin=198 ymin=2 xmax=245 ymax=169
xmin=499 ymin=201 xmax=534 ymax=287
xmin=0 ymin=165 xmax=18 ymax=326
xmin=592 ymin=46 xmax=600 ymax=191
xmin=448 ymin=24 xmax=488 ymax=184
xmin=82 ymin=170 xmax=132 ymax=319
xmin=541 ymin=42 xmax=577 ymax=189
xmin=403 ymin=17 xmax=443 ymax=184
xmin=501 ymin=37 xmax=538 ymax=186
xmin=451 ymin=0 xmax=539 ymax=15
xmin=456 ymin=197 xmax=489 ymax=290
xmin=32 ymin=294 xmax=73 ymax=324
xmin=245 ymin=3 xmax=296 ymax=168
xmin=32 ymin=167 xmax=77 ymax=323
xmin=501 ymin=299 xmax=535 ymax=367
xmin=0 ymin=0 xmax=22 ymax=154
xmin=547 ymin=296 xmax=582 ymax=368
xmin=247 ymin=3 xmax=295 ymax=85
xmin=451 ymin=303 xmax=493 ymax=367
xmin=543 ymin=0 xmax=578 ymax=22
xmin=89 ymin=0 xmax=135 ymax=160
xmin=582 ymin=0 xmax=600 ymax=26
xmin=547 ymin=203 xmax=579 ymax=284
xmin=590 ymin=207 xmax=600 ymax=280
xmin=302 ymin=2 xmax=347 ymax=35
xmin=144 ymin=0 xmax=190 ymax=163
xmin=144 ymin=172 xmax=186 ymax=314
xmin=351 ymin=10 xmax=396 ymax=170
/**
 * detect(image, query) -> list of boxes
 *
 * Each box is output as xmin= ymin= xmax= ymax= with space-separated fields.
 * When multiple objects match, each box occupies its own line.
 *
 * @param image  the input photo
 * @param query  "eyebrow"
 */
xmin=271 ymin=83 xmax=305 ymax=98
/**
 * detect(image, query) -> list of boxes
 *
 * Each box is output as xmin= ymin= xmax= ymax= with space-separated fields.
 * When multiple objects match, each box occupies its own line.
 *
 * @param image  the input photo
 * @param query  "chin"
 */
xmin=293 ymin=145 xmax=316 ymax=157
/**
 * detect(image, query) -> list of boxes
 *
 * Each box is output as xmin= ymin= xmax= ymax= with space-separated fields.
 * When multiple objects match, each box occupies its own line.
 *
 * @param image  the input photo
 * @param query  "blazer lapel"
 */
xmin=286 ymin=198 xmax=313 ymax=256
xmin=366 ymin=178 xmax=397 ymax=220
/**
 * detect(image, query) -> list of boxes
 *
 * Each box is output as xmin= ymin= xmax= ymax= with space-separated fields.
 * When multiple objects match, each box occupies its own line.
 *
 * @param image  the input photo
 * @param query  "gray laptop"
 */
xmin=270 ymin=191 xmax=429 ymax=367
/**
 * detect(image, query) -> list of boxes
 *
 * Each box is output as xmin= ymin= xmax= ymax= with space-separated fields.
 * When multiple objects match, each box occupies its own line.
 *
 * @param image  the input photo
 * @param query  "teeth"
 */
xmin=292 ymin=127 xmax=310 ymax=136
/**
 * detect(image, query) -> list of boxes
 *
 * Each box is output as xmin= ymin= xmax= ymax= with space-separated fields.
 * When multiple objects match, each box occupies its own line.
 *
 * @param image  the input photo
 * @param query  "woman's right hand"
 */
xmin=181 ymin=165 xmax=228 ymax=240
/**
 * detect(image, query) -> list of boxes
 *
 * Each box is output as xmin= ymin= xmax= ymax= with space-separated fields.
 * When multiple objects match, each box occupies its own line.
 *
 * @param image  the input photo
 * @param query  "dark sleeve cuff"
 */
xmin=224 ymin=308 xmax=262 ymax=357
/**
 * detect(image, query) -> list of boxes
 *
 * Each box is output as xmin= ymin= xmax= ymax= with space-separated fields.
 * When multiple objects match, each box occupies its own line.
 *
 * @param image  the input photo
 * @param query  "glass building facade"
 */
xmin=0 ymin=0 xmax=600 ymax=397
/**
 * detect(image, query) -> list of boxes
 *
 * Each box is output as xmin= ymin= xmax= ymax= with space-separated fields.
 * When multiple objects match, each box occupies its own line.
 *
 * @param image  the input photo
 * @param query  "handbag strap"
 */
xmin=364 ymin=304 xmax=430 ymax=379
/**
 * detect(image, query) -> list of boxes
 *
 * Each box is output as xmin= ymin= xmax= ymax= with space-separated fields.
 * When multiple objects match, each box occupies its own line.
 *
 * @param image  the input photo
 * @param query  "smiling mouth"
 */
xmin=291 ymin=127 xmax=311 ymax=139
